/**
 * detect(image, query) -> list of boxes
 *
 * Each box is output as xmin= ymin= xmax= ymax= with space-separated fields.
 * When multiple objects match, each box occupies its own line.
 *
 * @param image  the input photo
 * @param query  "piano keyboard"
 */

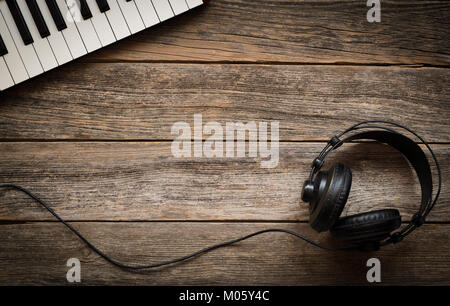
xmin=0 ymin=0 xmax=205 ymax=91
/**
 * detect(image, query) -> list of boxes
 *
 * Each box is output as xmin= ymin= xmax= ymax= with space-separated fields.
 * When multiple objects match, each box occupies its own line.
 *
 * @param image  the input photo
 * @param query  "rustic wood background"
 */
xmin=0 ymin=0 xmax=449 ymax=285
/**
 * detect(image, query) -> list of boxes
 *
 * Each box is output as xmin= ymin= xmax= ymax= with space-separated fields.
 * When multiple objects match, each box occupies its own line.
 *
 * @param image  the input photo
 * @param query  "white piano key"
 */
xmin=168 ymin=0 xmax=188 ymax=15
xmin=151 ymin=0 xmax=174 ymax=21
xmin=0 ymin=12 xmax=28 ymax=84
xmin=186 ymin=0 xmax=203 ymax=9
xmin=116 ymin=0 xmax=145 ymax=34
xmin=55 ymin=0 xmax=87 ymax=59
xmin=16 ymin=0 xmax=58 ymax=71
xmin=35 ymin=0 xmax=72 ymax=65
xmin=134 ymin=0 xmax=160 ymax=28
xmin=64 ymin=0 xmax=101 ymax=53
xmin=104 ymin=0 xmax=130 ymax=40
xmin=0 ymin=57 xmax=15 ymax=90
xmin=0 ymin=1 xmax=43 ymax=77
xmin=86 ymin=0 xmax=115 ymax=46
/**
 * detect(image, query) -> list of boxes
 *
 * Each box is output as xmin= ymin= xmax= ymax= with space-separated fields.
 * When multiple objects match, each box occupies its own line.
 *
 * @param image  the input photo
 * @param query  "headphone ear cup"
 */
xmin=330 ymin=209 xmax=401 ymax=244
xmin=309 ymin=163 xmax=352 ymax=232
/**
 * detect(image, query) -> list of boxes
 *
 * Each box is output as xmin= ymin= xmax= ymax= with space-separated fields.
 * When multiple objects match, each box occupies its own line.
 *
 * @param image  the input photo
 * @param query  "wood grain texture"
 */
xmin=0 ymin=222 xmax=449 ymax=285
xmin=0 ymin=0 xmax=448 ymax=286
xmin=0 ymin=64 xmax=449 ymax=141
xmin=85 ymin=0 xmax=450 ymax=65
xmin=0 ymin=142 xmax=447 ymax=222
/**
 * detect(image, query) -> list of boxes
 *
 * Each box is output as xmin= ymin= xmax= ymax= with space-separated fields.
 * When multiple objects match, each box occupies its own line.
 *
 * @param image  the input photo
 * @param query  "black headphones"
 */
xmin=301 ymin=120 xmax=441 ymax=252
xmin=0 ymin=121 xmax=442 ymax=269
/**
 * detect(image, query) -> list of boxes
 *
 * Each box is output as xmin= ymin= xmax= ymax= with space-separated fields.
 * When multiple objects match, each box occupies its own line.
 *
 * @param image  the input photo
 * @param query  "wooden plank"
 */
xmin=0 ymin=64 xmax=448 ymax=142
xmin=0 ymin=222 xmax=448 ymax=285
xmin=0 ymin=142 xmax=447 ymax=222
xmin=85 ymin=0 xmax=450 ymax=65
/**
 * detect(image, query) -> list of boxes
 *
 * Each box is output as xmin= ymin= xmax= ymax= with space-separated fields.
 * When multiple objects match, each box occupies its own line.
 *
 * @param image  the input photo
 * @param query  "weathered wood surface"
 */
xmin=0 ymin=0 xmax=448 ymax=286
xmin=0 ymin=222 xmax=449 ymax=285
xmin=0 ymin=142 xmax=447 ymax=222
xmin=1 ymin=64 xmax=449 ymax=142
xmin=86 ymin=0 xmax=450 ymax=65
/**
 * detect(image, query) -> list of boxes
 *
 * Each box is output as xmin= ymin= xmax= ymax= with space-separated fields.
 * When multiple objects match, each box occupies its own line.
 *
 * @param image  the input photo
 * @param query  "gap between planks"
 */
xmin=78 ymin=60 xmax=450 ymax=69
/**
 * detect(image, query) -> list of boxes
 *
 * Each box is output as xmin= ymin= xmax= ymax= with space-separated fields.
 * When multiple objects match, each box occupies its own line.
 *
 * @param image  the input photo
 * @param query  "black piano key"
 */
xmin=95 ymin=0 xmax=110 ymax=13
xmin=5 ymin=0 xmax=34 ymax=45
xmin=0 ymin=34 xmax=8 ymax=56
xmin=45 ymin=0 xmax=67 ymax=31
xmin=79 ymin=0 xmax=93 ymax=20
xmin=25 ymin=0 xmax=50 ymax=38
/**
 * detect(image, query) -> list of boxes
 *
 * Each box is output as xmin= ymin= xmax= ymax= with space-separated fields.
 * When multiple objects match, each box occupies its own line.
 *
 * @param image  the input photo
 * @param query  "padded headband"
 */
xmin=343 ymin=130 xmax=432 ymax=212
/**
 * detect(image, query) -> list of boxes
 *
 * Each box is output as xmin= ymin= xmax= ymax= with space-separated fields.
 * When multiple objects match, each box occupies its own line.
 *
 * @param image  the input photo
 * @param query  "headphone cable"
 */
xmin=0 ymin=183 xmax=353 ymax=270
